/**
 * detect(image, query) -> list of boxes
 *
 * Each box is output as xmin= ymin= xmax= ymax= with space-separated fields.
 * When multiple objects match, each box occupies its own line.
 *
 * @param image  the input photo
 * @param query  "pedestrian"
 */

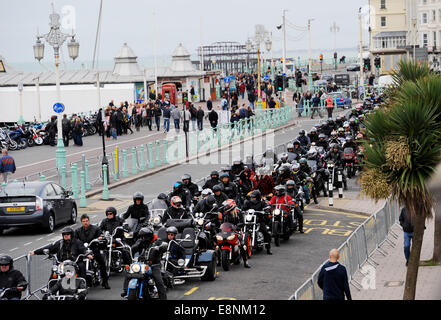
xmin=72 ymin=118 xmax=84 ymax=146
xmin=311 ymin=93 xmax=323 ymax=119
xmin=196 ymin=106 xmax=205 ymax=131
xmin=171 ymin=105 xmax=182 ymax=133
xmin=0 ymin=149 xmax=16 ymax=183
xmin=109 ymin=107 xmax=118 ymax=140
xmin=161 ymin=103 xmax=171 ymax=133
xmin=190 ymin=85 xmax=195 ymax=102
xmin=399 ymin=207 xmax=414 ymax=267
xmin=104 ymin=107 xmax=111 ymax=139
xmin=61 ymin=114 xmax=71 ymax=147
xmin=268 ymin=97 xmax=276 ymax=109
xmin=221 ymin=95 xmax=229 ymax=111
xmin=207 ymin=98 xmax=213 ymax=111
xmin=208 ymin=107 xmax=218 ymax=132
xmin=298 ymin=93 xmax=305 ymax=117
xmin=117 ymin=103 xmax=124 ymax=135
xmin=123 ymin=107 xmax=133 ymax=134
xmin=189 ymin=103 xmax=198 ymax=131
xmin=239 ymin=82 xmax=246 ymax=100
xmin=45 ymin=116 xmax=57 ymax=146
xmin=317 ymin=248 xmax=352 ymax=300
xmin=326 ymin=94 xmax=334 ymax=118
xmin=154 ymin=104 xmax=162 ymax=131
xmin=183 ymin=105 xmax=191 ymax=133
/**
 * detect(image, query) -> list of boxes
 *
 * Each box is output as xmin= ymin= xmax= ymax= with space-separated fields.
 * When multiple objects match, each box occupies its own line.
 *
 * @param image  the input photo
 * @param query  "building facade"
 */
xmin=416 ymin=0 xmax=441 ymax=68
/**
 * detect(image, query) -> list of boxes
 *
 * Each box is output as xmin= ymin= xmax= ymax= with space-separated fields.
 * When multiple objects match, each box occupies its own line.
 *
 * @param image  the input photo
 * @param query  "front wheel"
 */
xmin=221 ymin=250 xmax=230 ymax=271
xmin=34 ymin=137 xmax=43 ymax=145
xmin=246 ymin=233 xmax=252 ymax=258
xmin=127 ymin=289 xmax=139 ymax=301
xmin=8 ymin=140 xmax=18 ymax=151
xmin=69 ymin=206 xmax=77 ymax=224
xmin=274 ymin=235 xmax=280 ymax=247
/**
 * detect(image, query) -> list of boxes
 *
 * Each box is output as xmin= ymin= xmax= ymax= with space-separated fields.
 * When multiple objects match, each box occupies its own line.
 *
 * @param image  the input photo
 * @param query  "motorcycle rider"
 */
xmin=328 ymin=130 xmax=340 ymax=146
xmin=242 ymin=190 xmax=272 ymax=255
xmin=219 ymin=199 xmax=251 ymax=268
xmin=163 ymin=226 xmax=186 ymax=276
xmin=252 ymin=167 xmax=275 ymax=197
xmin=221 ymin=165 xmax=237 ymax=182
xmin=320 ymin=120 xmax=332 ymax=137
xmin=286 ymin=143 xmax=298 ymax=163
xmin=292 ymin=140 xmax=307 ymax=158
xmin=307 ymin=127 xmax=319 ymax=144
xmin=30 ymin=227 xmax=91 ymax=280
xmin=276 ymin=164 xmax=295 ymax=186
xmin=203 ymin=171 xmax=220 ymax=190
xmin=163 ymin=196 xmax=191 ymax=223
xmin=342 ymin=136 xmax=358 ymax=151
xmin=193 ymin=194 xmax=218 ymax=214
xmin=335 ymin=115 xmax=346 ymax=129
xmin=284 ymin=182 xmax=304 ymax=233
xmin=212 ymin=185 xmax=229 ymax=207
xmin=327 ymin=118 xmax=337 ymax=131
xmin=231 ymin=158 xmax=245 ymax=176
xmin=181 ymin=174 xmax=200 ymax=201
xmin=269 ymin=185 xmax=295 ymax=231
xmin=0 ymin=255 xmax=28 ymax=300
xmin=42 ymin=260 xmax=87 ymax=300
xmin=299 ymin=158 xmax=312 ymax=176
xmin=292 ymin=163 xmax=313 ymax=204
xmin=217 ymin=173 xmax=239 ymax=203
xmin=316 ymin=133 xmax=329 ymax=150
xmin=74 ymin=214 xmax=110 ymax=289
xmin=168 ymin=181 xmax=192 ymax=210
xmin=237 ymin=167 xmax=253 ymax=202
xmin=121 ymin=227 xmax=168 ymax=300
xmin=98 ymin=207 xmax=132 ymax=265
xmin=349 ymin=117 xmax=359 ymax=134
xmin=324 ymin=143 xmax=348 ymax=190
xmin=122 ymin=192 xmax=150 ymax=235
xmin=296 ymin=130 xmax=311 ymax=149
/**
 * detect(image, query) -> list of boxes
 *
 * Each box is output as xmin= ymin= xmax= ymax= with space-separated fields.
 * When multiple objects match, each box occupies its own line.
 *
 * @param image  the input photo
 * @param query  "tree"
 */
xmin=360 ymin=60 xmax=441 ymax=300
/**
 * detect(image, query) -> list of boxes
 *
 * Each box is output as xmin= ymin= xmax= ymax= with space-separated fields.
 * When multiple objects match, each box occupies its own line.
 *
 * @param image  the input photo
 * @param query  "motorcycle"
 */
xmin=269 ymin=203 xmax=297 ymax=246
xmin=0 ymin=288 xmax=17 ymax=300
xmin=29 ymin=127 xmax=44 ymax=146
xmin=215 ymin=222 xmax=244 ymax=271
xmin=343 ymin=147 xmax=356 ymax=179
xmin=83 ymin=239 xmax=105 ymax=288
xmin=0 ymin=127 xmax=18 ymax=150
xmin=103 ymin=225 xmax=132 ymax=275
xmin=311 ymin=168 xmax=328 ymax=198
xmin=242 ymin=208 xmax=270 ymax=256
xmin=9 ymin=126 xmax=28 ymax=149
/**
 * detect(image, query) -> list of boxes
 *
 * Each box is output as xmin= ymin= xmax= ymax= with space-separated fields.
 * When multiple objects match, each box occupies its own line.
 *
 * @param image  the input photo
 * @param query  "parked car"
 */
xmin=346 ymin=64 xmax=360 ymax=72
xmin=329 ymin=92 xmax=352 ymax=108
xmin=334 ymin=73 xmax=351 ymax=86
xmin=321 ymin=74 xmax=333 ymax=83
xmin=312 ymin=72 xmax=320 ymax=81
xmin=0 ymin=181 xmax=77 ymax=234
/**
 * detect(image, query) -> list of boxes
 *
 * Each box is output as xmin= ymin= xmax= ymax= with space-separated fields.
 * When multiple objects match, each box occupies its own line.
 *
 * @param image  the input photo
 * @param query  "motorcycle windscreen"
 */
xmin=128 ymin=278 xmax=139 ymax=289
xmin=307 ymin=160 xmax=317 ymax=172
xmin=220 ymin=222 xmax=234 ymax=232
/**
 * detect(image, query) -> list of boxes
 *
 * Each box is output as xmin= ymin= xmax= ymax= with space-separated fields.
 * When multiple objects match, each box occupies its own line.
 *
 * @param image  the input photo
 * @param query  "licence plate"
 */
xmin=7 ymin=207 xmax=25 ymax=212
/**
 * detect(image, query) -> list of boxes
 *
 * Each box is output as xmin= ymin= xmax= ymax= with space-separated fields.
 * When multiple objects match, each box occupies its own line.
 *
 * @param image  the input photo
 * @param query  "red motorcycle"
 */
xmin=215 ymin=222 xmax=243 ymax=271
xmin=343 ymin=147 xmax=356 ymax=178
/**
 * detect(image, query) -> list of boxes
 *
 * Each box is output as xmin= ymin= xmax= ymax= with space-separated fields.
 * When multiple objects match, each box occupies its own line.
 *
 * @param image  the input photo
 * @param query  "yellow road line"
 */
xmin=184 ymin=287 xmax=199 ymax=296
xmin=306 ymin=208 xmax=367 ymax=219
xmin=208 ymin=297 xmax=216 ymax=300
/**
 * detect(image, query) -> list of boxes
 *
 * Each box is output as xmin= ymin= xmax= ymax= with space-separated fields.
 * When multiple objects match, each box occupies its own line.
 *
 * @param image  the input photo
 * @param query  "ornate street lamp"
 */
xmin=246 ymin=39 xmax=253 ymax=73
xmin=265 ymin=37 xmax=274 ymax=81
xmin=33 ymin=6 xmax=80 ymax=170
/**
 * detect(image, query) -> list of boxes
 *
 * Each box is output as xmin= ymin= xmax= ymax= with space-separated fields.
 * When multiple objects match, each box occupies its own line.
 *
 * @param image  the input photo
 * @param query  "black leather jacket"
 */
xmin=122 ymin=204 xmax=150 ymax=222
xmin=74 ymin=225 xmax=102 ymax=245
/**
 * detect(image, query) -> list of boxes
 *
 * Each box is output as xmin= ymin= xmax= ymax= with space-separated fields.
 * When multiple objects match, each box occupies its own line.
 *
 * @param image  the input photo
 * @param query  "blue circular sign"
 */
xmin=53 ymin=103 xmax=65 ymax=114
xmin=224 ymin=77 xmax=230 ymax=83
xmin=263 ymin=75 xmax=269 ymax=81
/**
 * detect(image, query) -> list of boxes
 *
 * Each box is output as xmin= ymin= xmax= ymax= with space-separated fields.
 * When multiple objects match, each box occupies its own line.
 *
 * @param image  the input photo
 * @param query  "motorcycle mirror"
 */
xmin=185 ymin=234 xmax=191 ymax=239
xmin=43 ymin=249 xmax=49 ymax=255
xmin=40 ymin=288 xmax=48 ymax=294
xmin=84 ymin=243 xmax=89 ymax=248
xmin=77 ymin=289 xmax=86 ymax=293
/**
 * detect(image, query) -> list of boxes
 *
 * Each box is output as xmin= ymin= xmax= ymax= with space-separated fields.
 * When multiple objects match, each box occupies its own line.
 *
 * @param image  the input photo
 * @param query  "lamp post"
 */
xmin=265 ymin=36 xmax=273 ymax=82
xmin=33 ymin=6 xmax=79 ymax=170
xmin=307 ymin=18 xmax=314 ymax=91
xmin=246 ymin=38 xmax=252 ymax=74
xmin=17 ymin=82 xmax=24 ymax=125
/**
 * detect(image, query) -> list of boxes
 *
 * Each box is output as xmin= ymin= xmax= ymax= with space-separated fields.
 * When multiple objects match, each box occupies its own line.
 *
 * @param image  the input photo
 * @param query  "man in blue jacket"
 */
xmin=317 ymin=248 xmax=352 ymax=300
xmin=0 ymin=149 xmax=16 ymax=183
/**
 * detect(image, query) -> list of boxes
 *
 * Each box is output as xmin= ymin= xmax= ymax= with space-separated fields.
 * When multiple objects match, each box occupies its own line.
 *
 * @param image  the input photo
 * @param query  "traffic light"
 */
xmin=363 ymin=58 xmax=371 ymax=72
xmin=334 ymin=52 xmax=337 ymax=59
xmin=283 ymin=75 xmax=288 ymax=90
xmin=320 ymin=54 xmax=323 ymax=62
xmin=275 ymin=75 xmax=283 ymax=91
xmin=374 ymin=56 xmax=381 ymax=69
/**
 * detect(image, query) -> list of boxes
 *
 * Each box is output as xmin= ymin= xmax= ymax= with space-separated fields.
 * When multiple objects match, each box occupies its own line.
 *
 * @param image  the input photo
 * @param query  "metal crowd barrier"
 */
xmin=290 ymin=198 xmax=400 ymax=300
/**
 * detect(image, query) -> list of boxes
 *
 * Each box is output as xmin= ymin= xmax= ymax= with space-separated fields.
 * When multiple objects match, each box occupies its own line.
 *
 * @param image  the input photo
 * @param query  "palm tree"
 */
xmin=360 ymin=60 xmax=441 ymax=300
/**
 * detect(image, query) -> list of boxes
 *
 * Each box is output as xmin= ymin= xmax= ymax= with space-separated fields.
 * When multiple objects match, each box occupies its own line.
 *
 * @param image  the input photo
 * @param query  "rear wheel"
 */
xmin=274 ymin=235 xmax=280 ymax=247
xmin=127 ymin=289 xmax=139 ymax=300
xmin=44 ymin=212 xmax=55 ymax=233
xmin=221 ymin=250 xmax=230 ymax=271
xmin=18 ymin=140 xmax=28 ymax=149
xmin=68 ymin=206 xmax=77 ymax=224
xmin=201 ymin=255 xmax=217 ymax=281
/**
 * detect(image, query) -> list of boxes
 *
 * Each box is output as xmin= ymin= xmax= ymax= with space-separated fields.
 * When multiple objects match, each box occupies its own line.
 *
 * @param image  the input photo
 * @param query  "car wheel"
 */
xmin=45 ymin=212 xmax=55 ymax=233
xmin=69 ymin=206 xmax=77 ymax=224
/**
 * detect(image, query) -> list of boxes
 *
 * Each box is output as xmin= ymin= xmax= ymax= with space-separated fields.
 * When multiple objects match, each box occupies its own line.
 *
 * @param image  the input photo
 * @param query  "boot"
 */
xmin=102 ymin=279 xmax=111 ymax=289
xmin=343 ymin=181 xmax=348 ymax=191
xmin=121 ymin=291 xmax=127 ymax=297
xmin=266 ymin=245 xmax=273 ymax=255
xmin=243 ymin=260 xmax=251 ymax=268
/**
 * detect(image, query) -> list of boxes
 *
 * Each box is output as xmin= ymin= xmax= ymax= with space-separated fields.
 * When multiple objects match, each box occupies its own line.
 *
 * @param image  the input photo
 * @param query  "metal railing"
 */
xmin=290 ymin=198 xmax=400 ymax=300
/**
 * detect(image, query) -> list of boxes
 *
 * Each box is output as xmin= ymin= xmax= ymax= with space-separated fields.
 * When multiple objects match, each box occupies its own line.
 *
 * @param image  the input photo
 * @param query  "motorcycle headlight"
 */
xmin=124 ymin=232 xmax=132 ymax=239
xmin=216 ymin=235 xmax=223 ymax=241
xmin=197 ymin=218 xmax=204 ymax=226
xmin=274 ymin=209 xmax=281 ymax=216
xmin=130 ymin=263 xmax=141 ymax=273
xmin=246 ymin=215 xmax=253 ymax=222
xmin=178 ymin=259 xmax=185 ymax=267
xmin=227 ymin=234 xmax=236 ymax=241
xmin=153 ymin=216 xmax=161 ymax=224
xmin=52 ymin=266 xmax=58 ymax=272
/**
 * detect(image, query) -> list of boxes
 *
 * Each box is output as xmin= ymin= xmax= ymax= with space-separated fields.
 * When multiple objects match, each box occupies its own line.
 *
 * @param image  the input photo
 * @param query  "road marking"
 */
xmin=23 ymin=242 xmax=32 ymax=246
xmin=9 ymin=247 xmax=18 ymax=252
xmin=208 ymin=297 xmax=216 ymax=300
xmin=37 ymin=237 xmax=44 ymax=241
xmin=184 ymin=287 xmax=199 ymax=296
xmin=306 ymin=208 xmax=367 ymax=219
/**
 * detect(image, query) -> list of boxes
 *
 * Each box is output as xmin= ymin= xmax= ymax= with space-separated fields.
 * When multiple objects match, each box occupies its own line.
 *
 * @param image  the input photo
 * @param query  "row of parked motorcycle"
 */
xmin=0 ymin=113 xmax=98 ymax=151
xmin=28 ymin=97 xmax=379 ymax=301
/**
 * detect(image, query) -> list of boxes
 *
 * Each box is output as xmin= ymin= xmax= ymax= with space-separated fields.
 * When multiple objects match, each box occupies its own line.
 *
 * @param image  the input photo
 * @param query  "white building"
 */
xmin=416 ymin=0 xmax=441 ymax=66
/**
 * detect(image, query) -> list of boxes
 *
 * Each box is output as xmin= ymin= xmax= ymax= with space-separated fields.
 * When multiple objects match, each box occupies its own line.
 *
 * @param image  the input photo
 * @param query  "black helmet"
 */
xmin=275 ymin=185 xmax=286 ymax=196
xmin=138 ymin=227 xmax=154 ymax=242
xmin=330 ymin=143 xmax=339 ymax=150
xmin=133 ymin=192 xmax=144 ymax=203
xmin=299 ymin=158 xmax=307 ymax=165
xmin=173 ymin=181 xmax=183 ymax=191
xmin=293 ymin=140 xmax=300 ymax=146
xmin=0 ymin=254 xmax=13 ymax=268
xmin=210 ymin=170 xmax=219 ymax=178
xmin=157 ymin=193 xmax=168 ymax=200
xmin=166 ymin=226 xmax=178 ymax=235
xmin=105 ymin=206 xmax=117 ymax=217
xmin=222 ymin=166 xmax=232 ymax=173
xmin=182 ymin=174 xmax=191 ymax=185
xmin=250 ymin=190 xmax=261 ymax=200
xmin=213 ymin=185 xmax=222 ymax=193
xmin=61 ymin=226 xmax=74 ymax=237
xmin=279 ymin=164 xmax=291 ymax=174
xmin=205 ymin=195 xmax=216 ymax=208
xmin=299 ymin=130 xmax=305 ymax=136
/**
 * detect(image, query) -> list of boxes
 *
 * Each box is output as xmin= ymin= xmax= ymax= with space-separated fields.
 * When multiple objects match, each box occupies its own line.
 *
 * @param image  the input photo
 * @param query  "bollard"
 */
xmin=131 ymin=147 xmax=138 ymax=175
xmin=85 ymin=160 xmax=91 ymax=190
xmin=148 ymin=142 xmax=154 ymax=168
xmin=217 ymin=125 xmax=221 ymax=147
xmin=71 ymin=164 xmax=79 ymax=200
xmin=163 ymin=140 xmax=169 ymax=164
xmin=80 ymin=171 xmax=87 ymax=208
xmin=196 ymin=130 xmax=200 ymax=154
xmin=40 ymin=174 xmax=45 ymax=181
xmin=140 ymin=144 xmax=146 ymax=171
xmin=1 ymin=182 xmax=6 ymax=188
xmin=155 ymin=140 xmax=162 ymax=166
xmin=122 ymin=149 xmax=128 ymax=178
xmin=328 ymin=168 xmax=334 ymax=207
xmin=112 ymin=152 xmax=118 ymax=181
xmin=102 ymin=164 xmax=109 ymax=200
xmin=337 ymin=168 xmax=343 ymax=198
xmin=115 ymin=147 xmax=120 ymax=180
xmin=61 ymin=165 xmax=66 ymax=189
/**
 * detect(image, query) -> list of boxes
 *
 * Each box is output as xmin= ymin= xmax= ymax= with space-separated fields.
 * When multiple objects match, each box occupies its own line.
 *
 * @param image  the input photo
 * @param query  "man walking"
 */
xmin=399 ymin=206 xmax=414 ymax=267
xmin=317 ymin=248 xmax=352 ymax=300
xmin=208 ymin=107 xmax=218 ymax=132
xmin=0 ymin=149 xmax=16 ymax=183
xmin=311 ymin=93 xmax=323 ymax=119
xmin=62 ymin=114 xmax=71 ymax=147
xmin=171 ymin=105 xmax=182 ymax=133
xmin=196 ymin=106 xmax=205 ymax=131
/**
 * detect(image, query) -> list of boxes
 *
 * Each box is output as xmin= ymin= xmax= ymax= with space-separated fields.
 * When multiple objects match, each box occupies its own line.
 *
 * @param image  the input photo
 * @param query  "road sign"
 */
xmin=224 ymin=77 xmax=230 ymax=83
xmin=263 ymin=75 xmax=269 ymax=81
xmin=53 ymin=102 xmax=65 ymax=114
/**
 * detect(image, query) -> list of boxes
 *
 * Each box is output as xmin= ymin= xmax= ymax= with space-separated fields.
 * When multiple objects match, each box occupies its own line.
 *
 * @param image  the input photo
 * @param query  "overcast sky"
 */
xmin=1 ymin=0 xmax=368 ymax=65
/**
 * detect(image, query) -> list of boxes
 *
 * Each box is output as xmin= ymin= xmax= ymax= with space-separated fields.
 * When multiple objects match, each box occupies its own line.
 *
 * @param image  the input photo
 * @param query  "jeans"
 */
xmin=311 ymin=107 xmax=323 ymax=119
xmin=2 ymin=172 xmax=12 ymax=183
xmin=240 ymin=92 xmax=244 ymax=99
xmin=111 ymin=128 xmax=117 ymax=140
xmin=155 ymin=117 xmax=161 ymax=130
xmin=327 ymin=108 xmax=334 ymax=118
xmin=197 ymin=119 xmax=203 ymax=130
xmin=163 ymin=118 xmax=170 ymax=132
xmin=191 ymin=119 xmax=197 ymax=131
xmin=174 ymin=119 xmax=180 ymax=132
xmin=404 ymin=232 xmax=413 ymax=263
xmin=249 ymin=101 xmax=255 ymax=109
